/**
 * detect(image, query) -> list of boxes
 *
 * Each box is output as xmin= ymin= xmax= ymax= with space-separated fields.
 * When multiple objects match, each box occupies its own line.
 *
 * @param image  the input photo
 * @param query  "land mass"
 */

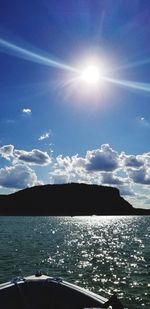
xmin=0 ymin=183 xmax=149 ymax=215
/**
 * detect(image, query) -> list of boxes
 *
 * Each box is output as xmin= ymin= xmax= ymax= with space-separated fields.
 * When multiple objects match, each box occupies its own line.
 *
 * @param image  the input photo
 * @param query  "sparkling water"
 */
xmin=0 ymin=216 xmax=149 ymax=308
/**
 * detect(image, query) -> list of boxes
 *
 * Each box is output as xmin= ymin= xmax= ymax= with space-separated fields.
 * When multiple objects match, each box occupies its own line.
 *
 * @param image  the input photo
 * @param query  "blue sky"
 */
xmin=0 ymin=0 xmax=150 ymax=208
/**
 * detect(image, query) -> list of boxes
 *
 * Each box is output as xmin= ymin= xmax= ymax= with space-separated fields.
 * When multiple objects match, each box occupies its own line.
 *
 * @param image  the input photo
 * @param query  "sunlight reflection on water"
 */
xmin=0 ymin=216 xmax=149 ymax=308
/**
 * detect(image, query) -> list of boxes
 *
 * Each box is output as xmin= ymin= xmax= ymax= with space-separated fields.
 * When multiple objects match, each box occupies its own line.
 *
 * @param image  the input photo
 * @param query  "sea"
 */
xmin=0 ymin=216 xmax=149 ymax=308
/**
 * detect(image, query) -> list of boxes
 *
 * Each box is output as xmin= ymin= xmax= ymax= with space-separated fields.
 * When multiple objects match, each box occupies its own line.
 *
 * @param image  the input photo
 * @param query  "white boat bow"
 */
xmin=0 ymin=272 xmax=124 ymax=309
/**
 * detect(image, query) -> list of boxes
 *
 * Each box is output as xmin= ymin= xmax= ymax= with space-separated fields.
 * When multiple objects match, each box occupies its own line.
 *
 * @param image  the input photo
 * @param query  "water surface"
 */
xmin=0 ymin=216 xmax=149 ymax=308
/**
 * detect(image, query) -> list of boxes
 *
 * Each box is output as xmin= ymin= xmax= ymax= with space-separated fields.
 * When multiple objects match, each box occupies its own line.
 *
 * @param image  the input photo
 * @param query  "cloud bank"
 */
xmin=49 ymin=144 xmax=150 ymax=207
xmin=0 ymin=164 xmax=42 ymax=189
xmin=0 ymin=145 xmax=51 ymax=190
xmin=0 ymin=143 xmax=150 ymax=207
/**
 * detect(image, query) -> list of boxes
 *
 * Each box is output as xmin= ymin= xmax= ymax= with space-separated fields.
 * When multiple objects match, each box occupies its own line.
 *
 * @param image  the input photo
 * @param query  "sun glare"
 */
xmin=81 ymin=65 xmax=100 ymax=84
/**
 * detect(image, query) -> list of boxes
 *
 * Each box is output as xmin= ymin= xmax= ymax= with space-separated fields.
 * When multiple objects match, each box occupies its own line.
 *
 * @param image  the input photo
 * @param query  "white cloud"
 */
xmin=0 ymin=145 xmax=14 ymax=160
xmin=101 ymin=172 xmax=126 ymax=185
xmin=0 ymin=144 xmax=52 ymax=166
xmin=86 ymin=144 xmax=119 ymax=171
xmin=121 ymin=153 xmax=143 ymax=168
xmin=0 ymin=142 xmax=150 ymax=208
xmin=50 ymin=146 xmax=150 ymax=190
xmin=22 ymin=108 xmax=32 ymax=115
xmin=56 ymin=154 xmax=85 ymax=170
xmin=49 ymin=169 xmax=70 ymax=184
xmin=49 ymin=144 xmax=150 ymax=207
xmin=49 ymin=144 xmax=121 ymax=186
xmin=14 ymin=149 xmax=51 ymax=165
xmin=0 ymin=164 xmax=42 ymax=189
xmin=127 ymin=167 xmax=150 ymax=184
xmin=138 ymin=152 xmax=150 ymax=167
xmin=38 ymin=132 xmax=50 ymax=141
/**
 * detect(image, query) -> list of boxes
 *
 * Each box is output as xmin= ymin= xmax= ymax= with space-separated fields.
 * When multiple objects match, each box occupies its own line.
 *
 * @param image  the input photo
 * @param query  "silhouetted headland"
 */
xmin=0 ymin=183 xmax=149 ymax=215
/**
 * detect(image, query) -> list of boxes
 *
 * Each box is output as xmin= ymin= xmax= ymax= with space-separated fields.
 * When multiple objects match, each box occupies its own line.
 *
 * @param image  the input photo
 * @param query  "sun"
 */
xmin=81 ymin=65 xmax=101 ymax=85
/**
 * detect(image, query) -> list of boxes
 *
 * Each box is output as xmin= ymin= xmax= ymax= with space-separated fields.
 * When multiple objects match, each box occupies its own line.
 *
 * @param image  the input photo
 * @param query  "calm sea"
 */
xmin=0 ymin=216 xmax=149 ymax=308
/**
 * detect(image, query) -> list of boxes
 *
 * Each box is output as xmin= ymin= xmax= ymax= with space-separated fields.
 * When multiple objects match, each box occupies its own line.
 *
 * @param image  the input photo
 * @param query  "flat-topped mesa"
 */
xmin=0 ymin=183 xmax=149 ymax=215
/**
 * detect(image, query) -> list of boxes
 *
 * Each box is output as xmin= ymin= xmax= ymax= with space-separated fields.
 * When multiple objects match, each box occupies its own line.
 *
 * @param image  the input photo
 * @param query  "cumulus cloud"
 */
xmin=101 ymin=172 xmax=126 ymax=185
xmin=14 ymin=149 xmax=51 ymax=165
xmin=0 ymin=164 xmax=42 ymax=189
xmin=0 ymin=145 xmax=14 ymax=160
xmin=138 ymin=152 xmax=150 ymax=167
xmin=22 ymin=108 xmax=32 ymax=115
xmin=86 ymin=144 xmax=119 ymax=171
xmin=0 ymin=144 xmax=52 ymax=166
xmin=1 ymin=142 xmax=150 ymax=206
xmin=49 ymin=167 xmax=96 ymax=185
xmin=127 ymin=167 xmax=150 ymax=184
xmin=38 ymin=132 xmax=50 ymax=141
xmin=121 ymin=153 xmax=143 ymax=168
xmin=50 ymin=153 xmax=98 ymax=185
xmin=49 ymin=144 xmax=150 ymax=205
xmin=49 ymin=145 xmax=150 ymax=191
xmin=50 ymin=156 xmax=88 ymax=185
xmin=49 ymin=145 xmax=121 ymax=186
xmin=49 ymin=170 xmax=70 ymax=184
xmin=56 ymin=154 xmax=85 ymax=170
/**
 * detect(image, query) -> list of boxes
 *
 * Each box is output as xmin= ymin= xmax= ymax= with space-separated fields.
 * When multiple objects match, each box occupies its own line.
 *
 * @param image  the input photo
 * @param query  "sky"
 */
xmin=0 ymin=0 xmax=150 ymax=209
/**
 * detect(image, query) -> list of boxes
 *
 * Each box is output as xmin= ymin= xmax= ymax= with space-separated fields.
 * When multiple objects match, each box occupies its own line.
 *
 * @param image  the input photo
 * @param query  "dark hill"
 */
xmin=0 ymin=183 xmax=149 ymax=215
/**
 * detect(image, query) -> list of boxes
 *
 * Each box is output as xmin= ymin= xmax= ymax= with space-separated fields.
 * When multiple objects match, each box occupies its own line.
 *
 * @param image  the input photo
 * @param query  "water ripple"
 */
xmin=0 ymin=216 xmax=149 ymax=308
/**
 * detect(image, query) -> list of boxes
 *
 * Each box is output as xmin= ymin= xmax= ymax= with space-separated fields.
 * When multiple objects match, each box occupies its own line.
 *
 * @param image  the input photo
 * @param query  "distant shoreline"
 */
xmin=0 ymin=183 xmax=149 ymax=216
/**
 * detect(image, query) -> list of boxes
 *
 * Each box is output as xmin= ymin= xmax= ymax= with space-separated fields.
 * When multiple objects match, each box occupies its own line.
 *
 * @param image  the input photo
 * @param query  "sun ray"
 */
xmin=103 ymin=76 xmax=150 ymax=93
xmin=110 ymin=57 xmax=150 ymax=72
xmin=0 ymin=38 xmax=78 ymax=73
xmin=1 ymin=38 xmax=150 ymax=96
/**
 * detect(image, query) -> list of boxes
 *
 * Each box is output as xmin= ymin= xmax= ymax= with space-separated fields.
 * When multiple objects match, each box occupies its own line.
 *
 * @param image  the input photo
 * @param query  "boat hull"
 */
xmin=0 ymin=274 xmax=107 ymax=309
